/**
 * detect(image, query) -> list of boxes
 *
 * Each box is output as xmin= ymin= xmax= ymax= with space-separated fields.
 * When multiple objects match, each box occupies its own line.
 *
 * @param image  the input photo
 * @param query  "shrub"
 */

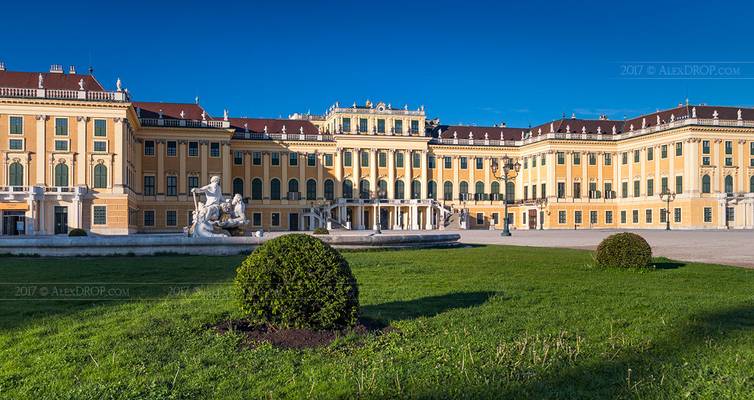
xmin=68 ymin=228 xmax=87 ymax=237
xmin=312 ymin=227 xmax=329 ymax=235
xmin=234 ymin=234 xmax=359 ymax=329
xmin=594 ymin=232 xmax=652 ymax=269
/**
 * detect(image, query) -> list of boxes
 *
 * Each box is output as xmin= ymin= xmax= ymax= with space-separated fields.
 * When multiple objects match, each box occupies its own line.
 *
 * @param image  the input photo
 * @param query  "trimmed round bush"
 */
xmin=234 ymin=234 xmax=359 ymax=329
xmin=595 ymin=232 xmax=652 ymax=269
xmin=312 ymin=227 xmax=329 ymax=235
xmin=68 ymin=228 xmax=87 ymax=237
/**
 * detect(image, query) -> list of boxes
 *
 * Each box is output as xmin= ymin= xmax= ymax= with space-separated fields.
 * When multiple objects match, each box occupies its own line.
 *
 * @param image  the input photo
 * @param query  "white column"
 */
xmin=35 ymin=115 xmax=47 ymax=185
xmin=76 ymin=117 xmax=87 ymax=185
xmin=157 ymin=140 xmax=165 ymax=194
xmin=113 ymin=118 xmax=125 ymax=193
xmin=387 ymin=149 xmax=395 ymax=199
xmin=222 ymin=142 xmax=231 ymax=194
xmin=179 ymin=141 xmax=187 ymax=194
xmin=452 ymin=156 xmax=459 ymax=200
xmin=566 ymin=151 xmax=572 ymax=197
xmin=411 ymin=205 xmax=419 ymax=230
xmin=200 ymin=141 xmax=208 ymax=185
xmin=335 ymin=148 xmax=343 ymax=198
xmin=244 ymin=151 xmax=252 ymax=198
xmin=262 ymin=152 xmax=270 ymax=200
xmin=317 ymin=151 xmax=324 ymax=199
xmin=353 ymin=148 xmax=361 ymax=196
xmin=369 ymin=148 xmax=377 ymax=193
xmin=420 ymin=150 xmax=428 ymax=199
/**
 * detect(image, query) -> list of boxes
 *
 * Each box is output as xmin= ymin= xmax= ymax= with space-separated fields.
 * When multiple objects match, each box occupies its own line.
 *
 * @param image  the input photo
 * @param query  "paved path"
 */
xmin=454 ymin=229 xmax=754 ymax=268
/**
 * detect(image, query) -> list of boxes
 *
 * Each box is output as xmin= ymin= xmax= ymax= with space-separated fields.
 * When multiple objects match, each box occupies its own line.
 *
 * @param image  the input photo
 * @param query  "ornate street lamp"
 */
xmin=491 ymin=156 xmax=521 ymax=236
xmin=372 ymin=187 xmax=387 ymax=234
xmin=659 ymin=190 xmax=676 ymax=231
xmin=536 ymin=197 xmax=548 ymax=230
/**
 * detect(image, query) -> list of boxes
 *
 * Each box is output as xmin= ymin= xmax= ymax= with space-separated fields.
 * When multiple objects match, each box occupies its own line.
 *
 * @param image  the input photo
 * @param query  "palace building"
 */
xmin=1 ymin=63 xmax=753 ymax=235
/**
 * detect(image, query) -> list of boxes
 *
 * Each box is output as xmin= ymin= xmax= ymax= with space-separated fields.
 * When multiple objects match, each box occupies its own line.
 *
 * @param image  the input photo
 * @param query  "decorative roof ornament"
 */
xmin=484 ymin=132 xmax=489 ymax=140
xmin=453 ymin=131 xmax=457 ymax=139
xmin=352 ymin=101 xmax=357 ymax=108
xmin=571 ymin=112 xmax=576 ymax=119
xmin=201 ymin=111 xmax=206 ymax=121
xmin=195 ymin=96 xmax=199 ymax=104
xmin=641 ymin=117 xmax=646 ymax=128
xmin=281 ymin=125 xmax=286 ymax=134
xmin=550 ymin=122 xmax=554 ymax=133
xmin=538 ymin=128 xmax=542 ymax=135
xmin=264 ymin=125 xmax=268 ymax=134
xmin=713 ymin=109 xmax=719 ymax=119
xmin=116 ymin=78 xmax=122 ymax=92
xmin=670 ymin=114 xmax=675 ymax=122
xmin=300 ymin=126 xmax=304 ymax=134
xmin=582 ymin=126 xmax=586 ymax=134
xmin=158 ymin=109 xmax=163 ymax=119
xmin=656 ymin=115 xmax=661 ymax=125
xmin=38 ymin=73 xmax=44 ymax=89
xmin=387 ymin=103 xmax=392 ymax=109
xmin=629 ymin=124 xmax=634 ymax=131
xmin=78 ymin=79 xmax=84 ymax=91
xmin=179 ymin=110 xmax=185 ymax=119
xmin=738 ymin=109 xmax=743 ymax=120
xmin=469 ymin=131 xmax=473 ymax=139
xmin=565 ymin=124 xmax=570 ymax=132
xmin=404 ymin=104 xmax=408 ymax=110
xmin=691 ymin=107 xmax=697 ymax=118
xmin=597 ymin=126 xmax=602 ymax=134
xmin=612 ymin=125 xmax=617 ymax=134
xmin=223 ymin=109 xmax=228 ymax=122
xmin=243 ymin=122 xmax=248 ymax=133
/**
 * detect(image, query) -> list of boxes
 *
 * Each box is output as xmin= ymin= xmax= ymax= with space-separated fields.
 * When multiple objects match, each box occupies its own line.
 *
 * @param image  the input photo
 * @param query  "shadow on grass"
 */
xmin=653 ymin=260 xmax=686 ymax=270
xmin=361 ymin=291 xmax=496 ymax=324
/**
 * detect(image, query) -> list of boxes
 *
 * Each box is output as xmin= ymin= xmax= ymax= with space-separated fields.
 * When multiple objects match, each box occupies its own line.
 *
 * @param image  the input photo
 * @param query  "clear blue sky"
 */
xmin=3 ymin=1 xmax=754 ymax=127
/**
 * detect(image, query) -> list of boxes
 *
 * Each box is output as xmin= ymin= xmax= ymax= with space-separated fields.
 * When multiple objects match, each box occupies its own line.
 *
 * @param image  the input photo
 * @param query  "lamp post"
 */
xmin=491 ymin=156 xmax=521 ymax=236
xmin=659 ymin=190 xmax=676 ymax=231
xmin=372 ymin=187 xmax=386 ymax=234
xmin=536 ymin=197 xmax=548 ymax=230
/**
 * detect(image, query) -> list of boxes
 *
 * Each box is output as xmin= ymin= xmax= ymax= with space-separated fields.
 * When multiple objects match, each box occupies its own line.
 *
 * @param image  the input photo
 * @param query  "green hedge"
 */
xmin=234 ymin=234 xmax=359 ymax=329
xmin=594 ymin=232 xmax=652 ymax=269
xmin=68 ymin=228 xmax=87 ymax=237
xmin=312 ymin=227 xmax=329 ymax=235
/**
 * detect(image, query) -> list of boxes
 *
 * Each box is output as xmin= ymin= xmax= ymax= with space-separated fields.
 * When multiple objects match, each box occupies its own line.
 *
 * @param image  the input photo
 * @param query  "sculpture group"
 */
xmin=188 ymin=176 xmax=248 ymax=237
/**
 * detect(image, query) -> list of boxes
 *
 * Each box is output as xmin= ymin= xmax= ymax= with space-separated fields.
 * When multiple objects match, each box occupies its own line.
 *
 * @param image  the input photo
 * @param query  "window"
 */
xmin=633 ymin=180 xmax=640 ymax=197
xmin=633 ymin=150 xmax=640 ymax=163
xmin=188 ymin=176 xmax=199 ymax=192
xmin=588 ymin=153 xmax=596 ymax=165
xmin=620 ymin=210 xmax=627 ymax=224
xmin=605 ymin=210 xmax=613 ymax=224
xmin=166 ymin=210 xmax=177 ymax=227
xmin=306 ymin=179 xmax=316 ymax=199
xmin=622 ymin=152 xmax=628 ymax=164
xmin=251 ymin=178 xmax=262 ymax=200
xmin=604 ymin=153 xmax=612 ymax=165
xmin=233 ymin=178 xmax=243 ymax=195
xmin=751 ymin=176 xmax=754 ymax=193
xmin=8 ymin=162 xmax=23 ymax=186
xmin=675 ymin=176 xmax=683 ymax=194
xmin=660 ymin=208 xmax=667 ymax=223
xmin=143 ymin=175 xmax=155 ymax=196
xmin=55 ymin=140 xmax=68 ymax=152
xmin=541 ymin=155 xmax=546 ymax=166
xmin=647 ymin=179 xmax=654 ymax=196
xmin=476 ymin=213 xmax=484 ymax=225
xmin=167 ymin=141 xmax=177 ymax=157
xmin=55 ymin=118 xmax=68 ymax=135
xmin=703 ymin=156 xmax=710 ymax=166
xmin=647 ymin=147 xmax=654 ymax=161
xmin=93 ymin=164 xmax=107 ymax=188
xmin=358 ymin=118 xmax=368 ymax=133
xmin=54 ymin=163 xmax=69 ymax=186
xmin=604 ymin=182 xmax=613 ymax=198
xmin=340 ymin=150 xmax=351 ymax=167
xmin=270 ymin=178 xmax=280 ymax=200
xmin=573 ymin=182 xmax=581 ymax=199
xmin=378 ymin=152 xmax=387 ymax=167
xmin=724 ymin=156 xmax=733 ymax=166
xmin=413 ymin=152 xmax=421 ymax=168
xmin=444 ymin=157 xmax=452 ymax=169
xmin=94 ymin=119 xmax=107 ymax=137
xmin=459 ymin=181 xmax=469 ymax=197
xmin=661 ymin=144 xmax=668 ymax=158
xmin=235 ymin=151 xmax=245 ymax=165
xmin=271 ymin=152 xmax=280 ymax=166
xmin=702 ymin=174 xmax=712 ymax=193
xmin=360 ymin=151 xmax=369 ymax=167
xmin=443 ymin=181 xmax=453 ymax=199
xmin=725 ymin=140 xmax=733 ymax=155
xmin=377 ymin=119 xmax=385 ymax=133
xmin=93 ymin=206 xmax=107 ymax=225
xmin=490 ymin=181 xmax=500 ymax=197
xmin=531 ymin=157 xmax=537 ymax=168
xmin=288 ymin=179 xmax=299 ymax=195
xmin=343 ymin=180 xmax=353 ymax=199
xmin=632 ymin=209 xmax=639 ymax=224
xmin=570 ymin=152 xmax=579 ymax=165
xmin=324 ymin=154 xmax=333 ymax=167
xmin=289 ymin=152 xmax=298 ymax=166
xmin=358 ymin=180 xmax=369 ymax=200
xmin=646 ymin=209 xmax=653 ymax=223
xmin=460 ymin=157 xmax=468 ymax=169
xmin=271 ymin=213 xmax=280 ymax=226
xmin=9 ymin=116 xmax=23 ymax=134
xmin=143 ymin=210 xmax=155 ymax=227
xmin=394 ymin=180 xmax=404 ymax=199
xmin=702 ymin=141 xmax=710 ymax=154
xmin=475 ymin=157 xmax=483 ymax=170
xmin=210 ymin=142 xmax=220 ymax=157
xmin=307 ymin=153 xmax=316 ymax=167
xmin=492 ymin=213 xmax=499 ymax=225
xmin=588 ymin=210 xmax=597 ymax=224
xmin=475 ymin=181 xmax=485 ymax=199
xmin=411 ymin=180 xmax=421 ymax=199
xmin=428 ymin=181 xmax=437 ymax=199
xmin=9 ymin=139 xmax=23 ymax=150
xmin=557 ymin=182 xmax=566 ymax=198
xmin=557 ymin=152 xmax=565 ymax=164
xmin=93 ymin=141 xmax=107 ymax=152
xmin=324 ymin=179 xmax=334 ymax=200
xmin=751 ymin=142 xmax=754 ymax=155
xmin=621 ymin=182 xmax=628 ymax=198
xmin=558 ymin=211 xmax=566 ymax=224
xmin=252 ymin=213 xmax=262 ymax=226
xmin=188 ymin=141 xmax=198 ymax=157
xmin=394 ymin=120 xmax=402 ymax=134
xmin=541 ymin=183 xmax=547 ymax=198
xmin=725 ymin=175 xmax=734 ymax=194
xmin=342 ymin=118 xmax=351 ymax=132
xmin=674 ymin=208 xmax=682 ymax=223
xmin=428 ymin=155 xmax=436 ymax=169
xmin=144 ymin=140 xmax=155 ymax=156
xmin=675 ymin=142 xmax=682 ymax=156
xmin=703 ymin=207 xmax=712 ymax=223
xmin=727 ymin=207 xmax=735 ymax=222
xmin=574 ymin=211 xmax=582 ymax=224
xmin=411 ymin=120 xmax=419 ymax=133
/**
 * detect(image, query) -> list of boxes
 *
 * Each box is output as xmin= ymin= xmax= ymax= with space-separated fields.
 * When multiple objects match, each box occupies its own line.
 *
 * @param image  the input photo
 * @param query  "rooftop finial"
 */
xmin=195 ymin=96 xmax=199 ymax=104
xmin=38 ymin=73 xmax=44 ymax=89
xmin=180 ymin=110 xmax=185 ymax=119
xmin=116 ymin=78 xmax=122 ymax=92
xmin=78 ymin=78 xmax=84 ymax=91
xmin=223 ymin=109 xmax=228 ymax=122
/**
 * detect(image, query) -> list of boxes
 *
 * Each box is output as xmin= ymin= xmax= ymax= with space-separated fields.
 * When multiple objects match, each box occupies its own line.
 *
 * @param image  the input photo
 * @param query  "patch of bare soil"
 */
xmin=211 ymin=318 xmax=394 ymax=349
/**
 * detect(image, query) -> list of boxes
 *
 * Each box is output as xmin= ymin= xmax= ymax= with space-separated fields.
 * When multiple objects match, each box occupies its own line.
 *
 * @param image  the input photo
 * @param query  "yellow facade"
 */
xmin=2 ymin=67 xmax=753 ymax=235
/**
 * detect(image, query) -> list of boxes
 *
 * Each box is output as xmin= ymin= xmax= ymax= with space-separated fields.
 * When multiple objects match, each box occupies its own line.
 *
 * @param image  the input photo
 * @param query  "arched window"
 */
xmin=443 ymin=181 xmax=453 ymax=199
xmin=491 ymin=181 xmax=500 ymax=194
xmin=701 ymin=175 xmax=711 ymax=194
xmin=378 ymin=180 xmax=388 ymax=199
xmin=505 ymin=181 xmax=515 ymax=202
xmin=459 ymin=181 xmax=469 ymax=199
xmin=233 ymin=178 xmax=244 ymax=196
xmin=270 ymin=178 xmax=281 ymax=200
xmin=411 ymin=180 xmax=421 ymax=199
xmin=750 ymin=176 xmax=754 ymax=193
xmin=251 ymin=178 xmax=262 ymax=200
xmin=324 ymin=179 xmax=334 ymax=200
xmin=427 ymin=180 xmax=437 ymax=199
xmin=288 ymin=178 xmax=299 ymax=194
xmin=475 ymin=181 xmax=485 ymax=194
xmin=54 ymin=163 xmax=68 ymax=187
xmin=725 ymin=175 xmax=734 ymax=194
xmin=359 ymin=179 xmax=370 ymax=199
xmin=306 ymin=179 xmax=317 ymax=199
xmin=343 ymin=180 xmax=353 ymax=199
xmin=8 ymin=162 xmax=23 ymax=187
xmin=93 ymin=164 xmax=107 ymax=189
xmin=395 ymin=180 xmax=405 ymax=199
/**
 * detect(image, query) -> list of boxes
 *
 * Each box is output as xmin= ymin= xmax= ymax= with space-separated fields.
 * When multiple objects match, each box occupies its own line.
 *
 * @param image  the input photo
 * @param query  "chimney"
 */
xmin=69 ymin=65 xmax=76 ymax=74
xmin=500 ymin=121 xmax=507 ymax=128
xmin=49 ymin=64 xmax=63 ymax=73
xmin=0 ymin=61 xmax=5 ymax=71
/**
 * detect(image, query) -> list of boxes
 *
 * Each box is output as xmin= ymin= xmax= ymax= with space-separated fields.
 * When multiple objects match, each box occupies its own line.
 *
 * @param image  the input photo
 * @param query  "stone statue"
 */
xmin=116 ymin=78 xmax=122 ymax=92
xmin=188 ymin=176 xmax=248 ymax=237
xmin=78 ymin=79 xmax=84 ymax=91
xmin=737 ymin=109 xmax=743 ymax=120
xmin=38 ymin=73 xmax=44 ymax=89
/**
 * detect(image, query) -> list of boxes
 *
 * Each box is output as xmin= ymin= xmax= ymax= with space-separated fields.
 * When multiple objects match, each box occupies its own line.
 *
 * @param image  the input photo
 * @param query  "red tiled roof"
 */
xmin=228 ymin=117 xmax=319 ymax=135
xmin=433 ymin=125 xmax=526 ymax=141
xmin=133 ymin=102 xmax=212 ymax=120
xmin=0 ymin=71 xmax=105 ymax=91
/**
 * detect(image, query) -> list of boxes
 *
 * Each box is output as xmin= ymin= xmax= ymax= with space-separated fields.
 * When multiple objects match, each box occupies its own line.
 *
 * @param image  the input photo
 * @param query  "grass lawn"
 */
xmin=0 ymin=245 xmax=753 ymax=399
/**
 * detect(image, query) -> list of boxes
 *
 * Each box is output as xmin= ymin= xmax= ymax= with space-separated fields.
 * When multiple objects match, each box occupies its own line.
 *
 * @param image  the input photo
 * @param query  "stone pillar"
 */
xmin=262 ymin=152 xmax=270 ymax=200
xmin=369 ymin=148 xmax=377 ymax=192
xmin=387 ymin=149 xmax=395 ymax=199
xmin=411 ymin=205 xmax=419 ymax=230
xmin=438 ymin=156 xmax=445 ymax=200
xmin=200 ymin=141 xmax=208 ymax=185
xmin=403 ymin=151 xmax=411 ymax=199
xmin=76 ymin=116 xmax=87 ymax=185
xmin=299 ymin=152 xmax=305 ymax=200
xmin=281 ymin=151 xmax=288 ymax=203
xmin=222 ymin=142 xmax=231 ymax=194
xmin=713 ymin=140 xmax=721 ymax=192
xmin=353 ymin=148 xmax=361 ymax=196
xmin=420 ymin=150 xmax=428 ymax=199
xmin=157 ymin=140 xmax=165 ymax=194
xmin=113 ymin=118 xmax=125 ymax=193
xmin=317 ymin=151 xmax=324 ymax=199
xmin=244 ymin=151 xmax=252 ymax=198
xmin=335 ymin=148 xmax=343 ymax=198
xmin=134 ymin=140 xmax=143 ymax=193
xmin=566 ymin=151 xmax=573 ymax=197
xmin=453 ymin=156 xmax=460 ymax=200
xmin=178 ymin=141 xmax=187 ymax=194
xmin=35 ymin=115 xmax=47 ymax=185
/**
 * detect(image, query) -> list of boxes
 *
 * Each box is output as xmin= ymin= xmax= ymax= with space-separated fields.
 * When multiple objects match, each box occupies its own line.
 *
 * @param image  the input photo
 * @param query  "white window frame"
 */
xmin=8 ymin=115 xmax=24 ymax=135
xmin=209 ymin=142 xmax=220 ymax=158
xmin=252 ymin=212 xmax=262 ymax=227
xmin=92 ymin=205 xmax=107 ymax=225
xmin=93 ymin=140 xmax=108 ymax=153
xmin=271 ymin=212 xmax=281 ymax=227
xmin=143 ymin=140 xmax=156 ymax=156
xmin=165 ymin=210 xmax=177 ymax=227
xmin=143 ymin=209 xmax=156 ymax=227
xmin=93 ymin=118 xmax=108 ymax=137
xmin=8 ymin=137 xmax=25 ymax=151
xmin=188 ymin=141 xmax=199 ymax=157
xmin=166 ymin=141 xmax=177 ymax=157
xmin=55 ymin=117 xmax=69 ymax=136
xmin=54 ymin=139 xmax=70 ymax=152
